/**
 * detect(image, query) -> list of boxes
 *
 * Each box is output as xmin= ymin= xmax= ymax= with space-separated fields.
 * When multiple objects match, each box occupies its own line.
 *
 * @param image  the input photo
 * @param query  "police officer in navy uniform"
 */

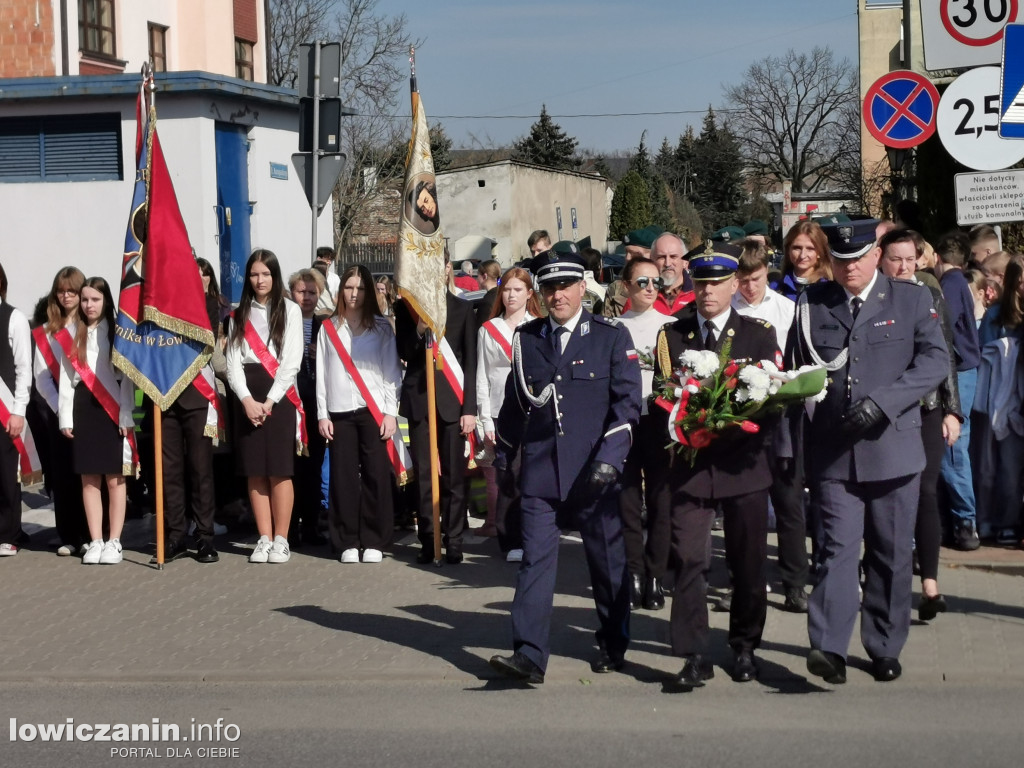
xmin=654 ymin=243 xmax=781 ymax=686
xmin=488 ymin=246 xmax=641 ymax=684
xmin=786 ymin=219 xmax=948 ymax=684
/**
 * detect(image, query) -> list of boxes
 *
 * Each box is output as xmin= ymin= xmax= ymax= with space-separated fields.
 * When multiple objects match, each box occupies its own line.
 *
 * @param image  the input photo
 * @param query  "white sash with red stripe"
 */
xmin=54 ymin=327 xmax=139 ymax=476
xmin=433 ymin=336 xmax=475 ymax=467
xmin=192 ymin=365 xmax=224 ymax=445
xmin=322 ymin=319 xmax=411 ymax=485
xmin=243 ymin=317 xmax=308 ymax=456
xmin=0 ymin=375 xmax=41 ymax=484
xmin=482 ymin=318 xmax=513 ymax=361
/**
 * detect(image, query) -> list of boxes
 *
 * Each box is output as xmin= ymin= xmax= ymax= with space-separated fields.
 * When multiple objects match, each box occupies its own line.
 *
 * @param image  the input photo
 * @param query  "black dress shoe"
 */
xmin=416 ymin=546 xmax=433 ymax=564
xmin=150 ymin=539 xmax=189 ymax=564
xmin=918 ymin=594 xmax=947 ymax=622
xmin=676 ymin=655 xmax=714 ymax=687
xmin=871 ymin=657 xmax=902 ymax=682
xmin=445 ymin=548 xmax=464 ymax=565
xmin=784 ymin=587 xmax=809 ymax=613
xmin=643 ymin=577 xmax=665 ymax=610
xmin=731 ymin=650 xmax=758 ymax=683
xmin=196 ymin=541 xmax=219 ymax=564
xmin=591 ymin=650 xmax=625 ymax=673
xmin=807 ymin=649 xmax=847 ymax=684
xmin=629 ymin=573 xmax=643 ymax=610
xmin=489 ymin=652 xmax=544 ymax=684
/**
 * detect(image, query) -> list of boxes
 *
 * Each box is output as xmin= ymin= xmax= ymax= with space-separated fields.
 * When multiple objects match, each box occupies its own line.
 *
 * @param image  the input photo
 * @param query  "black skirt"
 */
xmin=232 ymin=363 xmax=297 ymax=478
xmin=71 ymin=384 xmax=124 ymax=475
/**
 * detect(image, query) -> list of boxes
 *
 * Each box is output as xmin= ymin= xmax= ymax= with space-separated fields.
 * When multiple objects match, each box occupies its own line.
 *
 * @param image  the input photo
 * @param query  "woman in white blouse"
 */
xmin=316 ymin=264 xmax=401 ymax=564
xmin=57 ymin=277 xmax=135 ymax=565
xmin=226 ymin=249 xmax=303 ymax=564
xmin=475 ymin=266 xmax=541 ymax=560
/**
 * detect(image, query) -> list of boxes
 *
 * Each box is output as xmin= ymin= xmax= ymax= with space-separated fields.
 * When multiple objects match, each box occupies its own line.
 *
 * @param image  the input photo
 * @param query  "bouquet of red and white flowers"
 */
xmin=654 ymin=341 xmax=827 ymax=465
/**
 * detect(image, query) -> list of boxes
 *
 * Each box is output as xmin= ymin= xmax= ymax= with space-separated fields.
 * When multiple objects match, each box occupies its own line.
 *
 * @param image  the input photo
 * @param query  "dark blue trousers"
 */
xmin=510 ymin=488 xmax=630 ymax=672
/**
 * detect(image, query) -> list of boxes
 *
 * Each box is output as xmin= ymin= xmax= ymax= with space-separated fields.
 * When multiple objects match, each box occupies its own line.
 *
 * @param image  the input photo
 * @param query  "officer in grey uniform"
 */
xmin=489 ymin=249 xmax=641 ymax=684
xmin=786 ymin=218 xmax=948 ymax=684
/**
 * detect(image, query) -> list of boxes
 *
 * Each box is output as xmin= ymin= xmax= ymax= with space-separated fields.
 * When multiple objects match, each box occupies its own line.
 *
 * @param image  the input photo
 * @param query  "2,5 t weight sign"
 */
xmin=938 ymin=66 xmax=1024 ymax=170
xmin=923 ymin=0 xmax=1020 ymax=69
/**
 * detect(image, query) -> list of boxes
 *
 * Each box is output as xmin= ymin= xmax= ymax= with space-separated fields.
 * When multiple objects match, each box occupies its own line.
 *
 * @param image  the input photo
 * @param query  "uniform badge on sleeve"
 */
xmin=581 ymin=321 xmax=590 ymax=337
xmin=775 ymin=349 xmax=783 ymax=368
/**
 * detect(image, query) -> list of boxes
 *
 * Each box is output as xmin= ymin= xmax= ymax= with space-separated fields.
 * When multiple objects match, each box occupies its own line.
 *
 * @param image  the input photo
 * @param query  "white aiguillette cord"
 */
xmin=796 ymin=291 xmax=848 ymax=372
xmin=512 ymin=331 xmax=564 ymax=435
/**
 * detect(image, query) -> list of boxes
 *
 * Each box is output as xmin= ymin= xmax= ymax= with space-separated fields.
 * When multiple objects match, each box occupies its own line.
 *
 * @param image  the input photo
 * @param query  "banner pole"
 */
xmin=425 ymin=332 xmax=443 ymax=566
xmin=153 ymin=406 xmax=165 ymax=570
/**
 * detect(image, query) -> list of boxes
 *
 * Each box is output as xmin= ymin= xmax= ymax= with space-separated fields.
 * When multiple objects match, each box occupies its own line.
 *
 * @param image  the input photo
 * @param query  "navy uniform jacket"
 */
xmin=656 ymin=307 xmax=780 ymax=499
xmin=496 ymin=311 xmax=641 ymax=502
xmin=395 ymin=293 xmax=478 ymax=423
xmin=787 ymin=276 xmax=948 ymax=483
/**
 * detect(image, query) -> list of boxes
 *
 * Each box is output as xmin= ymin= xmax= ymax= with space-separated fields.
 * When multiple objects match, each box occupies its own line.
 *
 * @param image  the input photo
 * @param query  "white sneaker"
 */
xmin=361 ymin=548 xmax=383 ymax=563
xmin=0 ymin=543 xmax=18 ymax=556
xmin=506 ymin=548 xmax=524 ymax=563
xmin=340 ymin=548 xmax=360 ymax=564
xmin=267 ymin=535 xmax=290 ymax=564
xmin=56 ymin=544 xmax=75 ymax=557
xmin=249 ymin=535 xmax=272 ymax=563
xmin=82 ymin=540 xmax=103 ymax=564
xmin=99 ymin=539 xmax=123 ymax=564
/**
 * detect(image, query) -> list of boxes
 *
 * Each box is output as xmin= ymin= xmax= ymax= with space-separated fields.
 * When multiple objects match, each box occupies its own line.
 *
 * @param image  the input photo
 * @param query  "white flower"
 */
xmin=678 ymin=349 xmax=719 ymax=378
xmin=811 ymin=383 xmax=829 ymax=403
xmin=734 ymin=386 xmax=753 ymax=403
xmin=738 ymin=365 xmax=772 ymax=390
xmin=760 ymin=359 xmax=779 ymax=376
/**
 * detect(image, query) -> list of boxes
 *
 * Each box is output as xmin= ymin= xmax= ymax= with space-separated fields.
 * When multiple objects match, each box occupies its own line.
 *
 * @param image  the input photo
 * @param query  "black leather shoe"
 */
xmin=918 ymin=594 xmax=948 ymax=622
xmin=416 ymin=546 xmax=433 ymax=564
xmin=591 ymin=650 xmax=625 ymax=673
xmin=731 ymin=650 xmax=758 ymax=683
xmin=784 ymin=587 xmax=809 ymax=613
xmin=196 ymin=541 xmax=219 ymax=564
xmin=150 ymin=539 xmax=189 ymax=564
xmin=643 ymin=577 xmax=665 ymax=610
xmin=953 ymin=522 xmax=981 ymax=551
xmin=445 ymin=548 xmax=464 ymax=565
xmin=676 ymin=655 xmax=714 ymax=687
xmin=489 ymin=652 xmax=544 ymax=684
xmin=807 ymin=649 xmax=846 ymax=684
xmin=871 ymin=657 xmax=902 ymax=682
xmin=630 ymin=573 xmax=643 ymax=610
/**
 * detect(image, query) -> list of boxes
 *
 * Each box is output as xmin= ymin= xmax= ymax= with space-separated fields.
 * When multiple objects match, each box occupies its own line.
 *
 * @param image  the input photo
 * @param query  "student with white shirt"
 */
xmin=316 ymin=265 xmax=401 ymax=564
xmin=32 ymin=267 xmax=88 ymax=557
xmin=732 ymin=240 xmax=795 ymax=350
xmin=226 ymin=250 xmax=303 ymax=564
xmin=57 ymin=277 xmax=136 ymax=565
xmin=475 ymin=266 xmax=541 ymax=559
xmin=616 ymin=256 xmax=673 ymax=610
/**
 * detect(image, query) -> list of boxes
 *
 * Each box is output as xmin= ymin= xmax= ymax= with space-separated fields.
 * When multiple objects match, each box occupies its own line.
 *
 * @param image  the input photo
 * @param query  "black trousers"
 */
xmin=39 ymin=407 xmax=87 ymax=548
xmin=0 ymin=428 xmax=21 ymax=545
xmin=620 ymin=413 xmax=672 ymax=580
xmin=669 ymin=489 xmax=769 ymax=655
xmin=161 ymin=400 xmax=215 ymax=544
xmin=917 ymin=406 xmax=945 ymax=582
xmin=327 ymin=408 xmax=393 ymax=552
xmin=495 ymin=452 xmax=523 ymax=553
xmin=291 ymin=392 xmax=326 ymax=539
xmin=768 ymin=450 xmax=810 ymax=591
xmin=408 ymin=415 xmax=467 ymax=549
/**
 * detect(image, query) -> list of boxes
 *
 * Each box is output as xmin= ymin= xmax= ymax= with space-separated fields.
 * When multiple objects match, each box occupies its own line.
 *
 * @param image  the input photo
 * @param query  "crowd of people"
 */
xmin=0 ymin=213 xmax=1019 ymax=688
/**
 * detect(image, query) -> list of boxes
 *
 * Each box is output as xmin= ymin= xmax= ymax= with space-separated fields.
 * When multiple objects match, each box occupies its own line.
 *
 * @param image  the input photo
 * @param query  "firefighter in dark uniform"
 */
xmin=786 ymin=219 xmax=948 ymax=684
xmin=489 ymin=248 xmax=641 ymax=684
xmin=654 ymin=243 xmax=781 ymax=686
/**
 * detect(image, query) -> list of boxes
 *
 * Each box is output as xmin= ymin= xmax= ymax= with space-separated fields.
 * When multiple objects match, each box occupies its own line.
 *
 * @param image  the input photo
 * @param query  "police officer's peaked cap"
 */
xmin=686 ymin=241 xmax=741 ymax=282
xmin=710 ymin=226 xmax=746 ymax=243
xmin=742 ymin=219 xmax=770 ymax=236
xmin=822 ymin=218 xmax=880 ymax=260
xmin=551 ymin=240 xmax=580 ymax=256
xmin=622 ymin=225 xmax=664 ymax=249
xmin=530 ymin=249 xmax=586 ymax=285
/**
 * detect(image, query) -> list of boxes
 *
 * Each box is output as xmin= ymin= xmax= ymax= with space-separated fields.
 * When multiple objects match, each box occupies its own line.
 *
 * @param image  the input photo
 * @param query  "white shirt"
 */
xmin=843 ymin=270 xmax=879 ymax=311
xmin=57 ymin=319 xmax=135 ymax=431
xmin=549 ymin=306 xmax=584 ymax=354
xmin=696 ymin=307 xmax=732 ymax=342
xmin=316 ymin=270 xmax=341 ymax=314
xmin=315 ymin=316 xmax=401 ymax=420
xmin=617 ymin=307 xmax=673 ymax=412
xmin=476 ymin=313 xmax=535 ymax=433
xmin=226 ymin=298 xmax=303 ymax=404
xmin=732 ymin=286 xmax=795 ymax=351
xmin=0 ymin=299 xmax=32 ymax=417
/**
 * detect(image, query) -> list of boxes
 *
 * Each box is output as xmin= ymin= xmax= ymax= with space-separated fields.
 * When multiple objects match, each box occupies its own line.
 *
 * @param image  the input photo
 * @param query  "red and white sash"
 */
xmin=0 ymin=366 xmax=41 ymax=484
xmin=433 ymin=336 xmax=476 ymax=468
xmin=243 ymin=318 xmax=308 ymax=456
xmin=32 ymin=326 xmax=60 ymax=385
xmin=54 ymin=327 xmax=139 ymax=476
xmin=322 ymin=319 xmax=412 ymax=485
xmin=482 ymin=318 xmax=513 ymax=361
xmin=192 ymin=365 xmax=225 ymax=445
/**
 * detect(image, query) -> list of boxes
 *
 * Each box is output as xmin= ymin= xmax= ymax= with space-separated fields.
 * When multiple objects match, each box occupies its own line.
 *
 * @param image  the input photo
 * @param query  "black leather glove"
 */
xmin=840 ymin=397 xmax=886 ymax=440
xmin=582 ymin=461 xmax=619 ymax=501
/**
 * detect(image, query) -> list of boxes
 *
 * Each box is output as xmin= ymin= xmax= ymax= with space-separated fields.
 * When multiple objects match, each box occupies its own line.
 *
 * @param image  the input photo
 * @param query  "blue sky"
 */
xmin=366 ymin=0 xmax=860 ymax=153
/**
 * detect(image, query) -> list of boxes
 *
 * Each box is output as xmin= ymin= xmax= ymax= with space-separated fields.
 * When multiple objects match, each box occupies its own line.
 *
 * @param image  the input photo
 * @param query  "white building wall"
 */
xmin=436 ymin=164 xmax=514 ymax=265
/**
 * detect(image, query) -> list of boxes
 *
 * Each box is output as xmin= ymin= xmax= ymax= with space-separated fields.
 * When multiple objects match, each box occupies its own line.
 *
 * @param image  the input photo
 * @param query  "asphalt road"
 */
xmin=5 ymin=680 xmax=1023 ymax=768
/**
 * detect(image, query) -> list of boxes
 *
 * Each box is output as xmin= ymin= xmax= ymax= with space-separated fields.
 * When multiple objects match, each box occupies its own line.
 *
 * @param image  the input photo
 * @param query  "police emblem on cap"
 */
xmin=838 ymin=225 xmax=853 ymax=242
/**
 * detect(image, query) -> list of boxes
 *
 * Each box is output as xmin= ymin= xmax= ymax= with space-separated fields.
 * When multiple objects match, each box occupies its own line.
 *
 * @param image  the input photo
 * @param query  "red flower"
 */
xmin=739 ymin=420 xmax=760 ymax=434
xmin=689 ymin=428 xmax=715 ymax=449
xmin=724 ymin=377 xmax=738 ymax=390
xmin=723 ymin=362 xmax=740 ymax=377
xmin=697 ymin=409 xmax=707 ymax=424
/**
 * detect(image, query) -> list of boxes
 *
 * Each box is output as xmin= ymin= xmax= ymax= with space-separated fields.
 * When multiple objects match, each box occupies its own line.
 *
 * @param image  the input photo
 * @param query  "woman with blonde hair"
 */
xmin=772 ymin=220 xmax=832 ymax=301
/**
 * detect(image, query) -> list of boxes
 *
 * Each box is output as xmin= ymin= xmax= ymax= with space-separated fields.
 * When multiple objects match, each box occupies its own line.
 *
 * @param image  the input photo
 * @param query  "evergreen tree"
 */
xmin=430 ymin=122 xmax=453 ymax=172
xmin=691 ymin=107 xmax=745 ymax=234
xmin=609 ymin=171 xmax=651 ymax=240
xmin=511 ymin=105 xmax=581 ymax=170
xmin=592 ymin=155 xmax=613 ymax=179
xmin=629 ymin=131 xmax=674 ymax=232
